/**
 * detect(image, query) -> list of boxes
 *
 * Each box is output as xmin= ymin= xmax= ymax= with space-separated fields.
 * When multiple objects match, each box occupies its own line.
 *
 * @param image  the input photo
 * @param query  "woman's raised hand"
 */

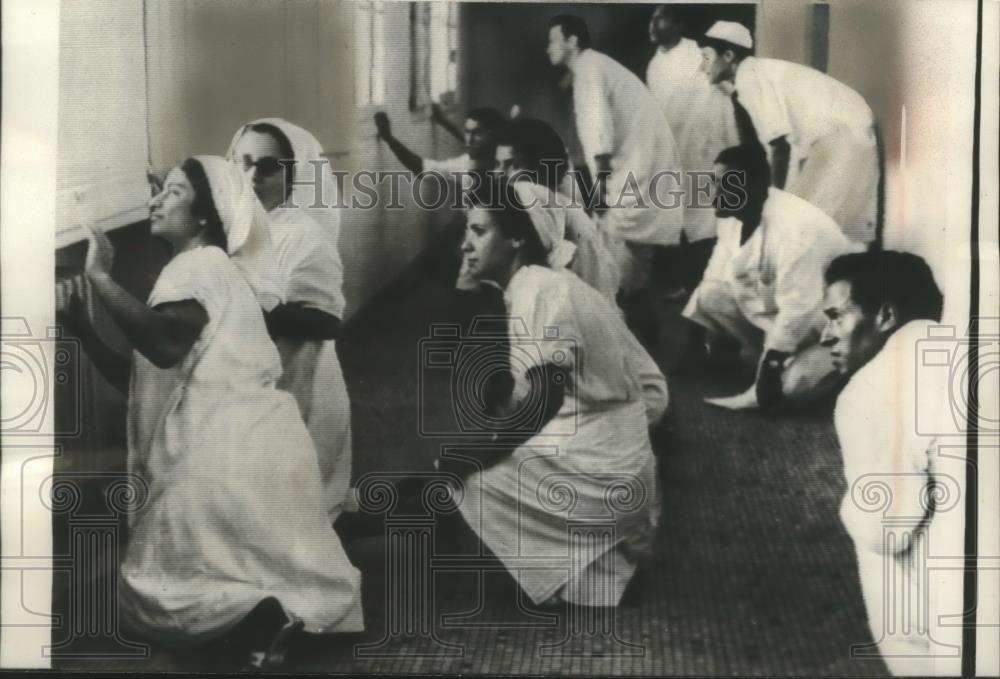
xmin=373 ymin=111 xmax=391 ymax=140
xmin=146 ymin=167 xmax=165 ymax=197
xmin=84 ymin=223 xmax=115 ymax=279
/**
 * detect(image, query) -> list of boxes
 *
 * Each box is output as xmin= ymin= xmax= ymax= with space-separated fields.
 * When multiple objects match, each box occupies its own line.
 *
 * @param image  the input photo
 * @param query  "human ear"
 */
xmin=875 ymin=302 xmax=900 ymax=334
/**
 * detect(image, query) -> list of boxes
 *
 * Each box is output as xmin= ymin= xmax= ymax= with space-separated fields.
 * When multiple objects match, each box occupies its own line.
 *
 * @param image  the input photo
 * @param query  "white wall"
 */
xmin=59 ymin=0 xmax=466 ymax=319
xmin=144 ymin=0 xmax=463 ymax=319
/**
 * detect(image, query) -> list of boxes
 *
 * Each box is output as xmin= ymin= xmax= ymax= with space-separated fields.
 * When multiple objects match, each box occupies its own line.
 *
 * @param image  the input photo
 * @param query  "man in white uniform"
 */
xmin=819 ymin=250 xmax=945 ymax=675
xmin=546 ymin=14 xmax=686 ymax=346
xmin=683 ymin=143 xmax=858 ymax=410
xmin=646 ymin=6 xmax=740 ymax=296
xmin=699 ymin=21 xmax=880 ymax=245
xmin=373 ymin=106 xmax=504 ymax=178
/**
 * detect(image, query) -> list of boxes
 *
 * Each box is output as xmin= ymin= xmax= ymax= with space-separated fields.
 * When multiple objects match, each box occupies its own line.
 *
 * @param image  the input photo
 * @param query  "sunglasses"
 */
xmin=236 ymin=156 xmax=286 ymax=176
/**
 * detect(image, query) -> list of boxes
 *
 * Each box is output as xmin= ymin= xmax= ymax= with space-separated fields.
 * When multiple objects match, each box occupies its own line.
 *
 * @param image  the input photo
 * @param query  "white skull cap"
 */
xmin=704 ymin=21 xmax=753 ymax=50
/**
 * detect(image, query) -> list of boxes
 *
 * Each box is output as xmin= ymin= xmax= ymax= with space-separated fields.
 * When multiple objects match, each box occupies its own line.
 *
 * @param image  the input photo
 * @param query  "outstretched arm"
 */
xmin=57 ymin=293 xmax=130 ymax=395
xmin=373 ymin=112 xmax=424 ymax=174
xmin=84 ymin=226 xmax=207 ymax=370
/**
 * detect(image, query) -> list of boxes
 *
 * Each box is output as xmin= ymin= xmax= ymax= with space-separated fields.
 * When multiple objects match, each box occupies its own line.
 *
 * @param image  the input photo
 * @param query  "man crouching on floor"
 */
xmin=820 ymin=250 xmax=945 ymax=675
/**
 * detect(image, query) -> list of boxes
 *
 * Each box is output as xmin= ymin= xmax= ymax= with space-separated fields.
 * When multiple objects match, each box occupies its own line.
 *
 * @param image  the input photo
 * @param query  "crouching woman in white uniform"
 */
xmin=228 ymin=118 xmax=355 ymax=520
xmin=61 ymin=157 xmax=362 ymax=665
xmin=451 ymin=177 xmax=665 ymax=607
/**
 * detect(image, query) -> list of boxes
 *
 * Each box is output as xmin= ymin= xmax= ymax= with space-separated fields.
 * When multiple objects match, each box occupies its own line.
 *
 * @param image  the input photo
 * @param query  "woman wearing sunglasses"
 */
xmin=228 ymin=119 xmax=355 ymax=522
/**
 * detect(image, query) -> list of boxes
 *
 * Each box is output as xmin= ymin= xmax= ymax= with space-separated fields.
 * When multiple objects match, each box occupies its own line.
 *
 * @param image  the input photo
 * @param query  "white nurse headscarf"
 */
xmin=193 ymin=155 xmax=283 ymax=311
xmin=226 ymin=117 xmax=342 ymax=247
xmin=511 ymin=180 xmax=577 ymax=269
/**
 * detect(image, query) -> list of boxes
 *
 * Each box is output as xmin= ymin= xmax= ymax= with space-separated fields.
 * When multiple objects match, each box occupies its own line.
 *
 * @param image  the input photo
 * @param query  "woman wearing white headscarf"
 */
xmin=228 ymin=118 xmax=354 ymax=520
xmin=447 ymin=177 xmax=665 ymax=608
xmin=62 ymin=156 xmax=363 ymax=659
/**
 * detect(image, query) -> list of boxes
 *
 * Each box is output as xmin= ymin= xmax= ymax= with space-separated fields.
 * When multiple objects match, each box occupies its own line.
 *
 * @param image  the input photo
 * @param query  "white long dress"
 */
xmin=121 ymin=246 xmax=362 ymax=645
xmin=267 ymin=206 xmax=354 ymax=520
xmin=454 ymin=265 xmax=663 ymax=607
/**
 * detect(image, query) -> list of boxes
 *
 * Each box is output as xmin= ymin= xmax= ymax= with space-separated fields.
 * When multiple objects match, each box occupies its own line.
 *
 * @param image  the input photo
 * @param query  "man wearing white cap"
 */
xmin=546 ymin=13 xmax=687 ymax=346
xmin=646 ymin=5 xmax=740 ymax=296
xmin=698 ymin=20 xmax=880 ymax=245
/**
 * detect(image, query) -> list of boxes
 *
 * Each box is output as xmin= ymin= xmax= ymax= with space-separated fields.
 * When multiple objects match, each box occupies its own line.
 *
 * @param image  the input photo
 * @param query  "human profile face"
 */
xmin=231 ymin=130 xmax=288 ymax=211
xmin=461 ymin=207 xmax=519 ymax=286
xmin=700 ymin=45 xmax=735 ymax=85
xmin=546 ymin=25 xmax=574 ymax=67
xmin=820 ymin=280 xmax=894 ymax=375
xmin=464 ymin=118 xmax=496 ymax=161
xmin=148 ymin=167 xmax=201 ymax=246
xmin=649 ymin=8 xmax=681 ymax=46
xmin=496 ymin=144 xmax=531 ymax=180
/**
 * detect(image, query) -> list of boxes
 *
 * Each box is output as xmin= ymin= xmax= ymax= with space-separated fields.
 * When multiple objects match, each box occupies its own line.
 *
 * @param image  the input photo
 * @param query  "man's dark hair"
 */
xmin=466 ymin=107 xmax=506 ymax=133
xmin=465 ymin=175 xmax=548 ymax=266
xmin=825 ymin=250 xmax=944 ymax=323
xmin=548 ymin=14 xmax=591 ymax=50
xmin=652 ymin=4 xmax=679 ymax=21
xmin=180 ymin=157 xmax=227 ymax=251
xmin=695 ymin=35 xmax=752 ymax=61
xmin=498 ymin=118 xmax=569 ymax=192
xmin=715 ymin=142 xmax=771 ymax=205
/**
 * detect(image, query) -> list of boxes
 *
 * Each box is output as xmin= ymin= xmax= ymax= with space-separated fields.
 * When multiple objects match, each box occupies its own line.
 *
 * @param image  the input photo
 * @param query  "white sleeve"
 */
xmin=766 ymin=234 xmax=831 ymax=353
xmin=738 ymin=61 xmax=793 ymax=145
xmin=422 ymin=154 xmax=470 ymax=174
xmin=148 ymin=247 xmax=225 ymax=318
xmin=573 ymin=62 xmax=615 ymax=160
xmin=507 ymin=275 xmax=579 ymax=379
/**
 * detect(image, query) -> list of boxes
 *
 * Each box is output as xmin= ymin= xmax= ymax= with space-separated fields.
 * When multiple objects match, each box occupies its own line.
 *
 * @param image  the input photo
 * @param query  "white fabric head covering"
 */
xmin=226 ymin=118 xmax=342 ymax=248
xmin=705 ymin=21 xmax=754 ymax=50
xmin=511 ymin=180 xmax=577 ymax=269
xmin=193 ymin=155 xmax=283 ymax=310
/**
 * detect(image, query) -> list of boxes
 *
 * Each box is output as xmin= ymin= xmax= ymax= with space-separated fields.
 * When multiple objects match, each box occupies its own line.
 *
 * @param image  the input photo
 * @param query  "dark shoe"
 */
xmin=242 ymin=616 xmax=304 ymax=671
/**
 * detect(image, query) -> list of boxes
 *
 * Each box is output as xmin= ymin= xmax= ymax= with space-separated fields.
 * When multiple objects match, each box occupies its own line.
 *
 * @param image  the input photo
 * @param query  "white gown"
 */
xmin=454 ymin=265 xmax=664 ymax=607
xmin=122 ymin=246 xmax=363 ymax=645
xmin=267 ymin=206 xmax=354 ymax=520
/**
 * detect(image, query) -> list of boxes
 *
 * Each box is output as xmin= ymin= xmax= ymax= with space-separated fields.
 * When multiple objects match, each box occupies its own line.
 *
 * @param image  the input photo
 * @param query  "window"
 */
xmin=410 ymin=3 xmax=460 ymax=110
xmin=429 ymin=3 xmax=459 ymax=104
xmin=354 ymin=1 xmax=386 ymax=107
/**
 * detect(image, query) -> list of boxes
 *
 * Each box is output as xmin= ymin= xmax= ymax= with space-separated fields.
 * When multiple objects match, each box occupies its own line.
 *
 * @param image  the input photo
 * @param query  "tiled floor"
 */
xmin=53 ymin=260 xmax=890 ymax=675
